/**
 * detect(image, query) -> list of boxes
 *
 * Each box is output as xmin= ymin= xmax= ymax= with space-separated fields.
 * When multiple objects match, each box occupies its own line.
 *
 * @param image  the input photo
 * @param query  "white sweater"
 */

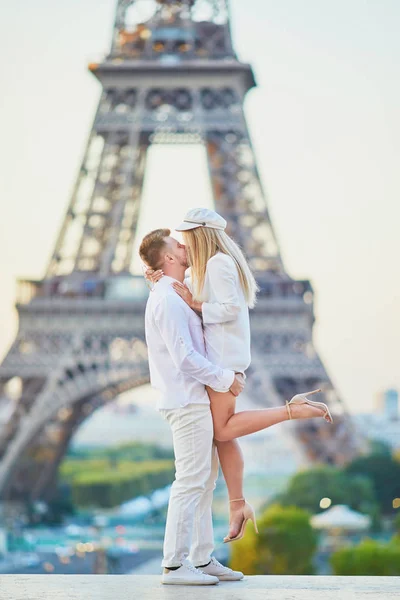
xmin=186 ymin=252 xmax=251 ymax=374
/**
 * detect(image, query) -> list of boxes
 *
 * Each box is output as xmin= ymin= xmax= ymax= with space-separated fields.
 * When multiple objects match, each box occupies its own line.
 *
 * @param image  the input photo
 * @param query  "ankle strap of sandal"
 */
xmin=229 ymin=497 xmax=245 ymax=503
xmin=286 ymin=401 xmax=292 ymax=420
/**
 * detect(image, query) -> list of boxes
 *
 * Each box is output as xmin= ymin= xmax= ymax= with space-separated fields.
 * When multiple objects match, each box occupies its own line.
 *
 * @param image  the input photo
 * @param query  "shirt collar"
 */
xmin=153 ymin=275 xmax=180 ymax=296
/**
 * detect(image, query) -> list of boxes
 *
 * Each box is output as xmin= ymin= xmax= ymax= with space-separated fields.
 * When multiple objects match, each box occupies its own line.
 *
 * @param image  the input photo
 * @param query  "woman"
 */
xmin=146 ymin=207 xmax=333 ymax=542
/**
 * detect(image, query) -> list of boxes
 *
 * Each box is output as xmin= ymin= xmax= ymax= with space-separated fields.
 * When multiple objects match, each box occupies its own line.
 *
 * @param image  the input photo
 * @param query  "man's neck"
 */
xmin=163 ymin=266 xmax=186 ymax=283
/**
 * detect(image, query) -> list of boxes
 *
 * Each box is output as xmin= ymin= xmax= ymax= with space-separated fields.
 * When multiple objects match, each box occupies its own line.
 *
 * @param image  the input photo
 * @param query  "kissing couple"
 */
xmin=139 ymin=207 xmax=333 ymax=586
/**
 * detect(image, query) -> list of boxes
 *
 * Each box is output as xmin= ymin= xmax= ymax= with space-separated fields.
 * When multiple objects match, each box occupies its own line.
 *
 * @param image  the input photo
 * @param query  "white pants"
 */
xmin=159 ymin=403 xmax=219 ymax=568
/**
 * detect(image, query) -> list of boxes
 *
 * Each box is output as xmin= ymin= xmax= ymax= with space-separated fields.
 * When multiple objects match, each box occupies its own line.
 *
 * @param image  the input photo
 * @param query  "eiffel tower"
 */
xmin=0 ymin=0 xmax=363 ymax=504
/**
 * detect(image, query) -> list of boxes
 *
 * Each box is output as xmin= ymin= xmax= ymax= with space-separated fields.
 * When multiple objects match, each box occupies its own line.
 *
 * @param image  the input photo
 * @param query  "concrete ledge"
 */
xmin=0 ymin=575 xmax=399 ymax=600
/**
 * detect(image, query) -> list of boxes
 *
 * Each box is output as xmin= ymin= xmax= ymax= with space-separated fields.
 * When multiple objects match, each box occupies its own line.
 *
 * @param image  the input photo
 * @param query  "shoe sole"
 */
xmin=161 ymin=580 xmax=219 ymax=585
xmin=217 ymin=575 xmax=244 ymax=581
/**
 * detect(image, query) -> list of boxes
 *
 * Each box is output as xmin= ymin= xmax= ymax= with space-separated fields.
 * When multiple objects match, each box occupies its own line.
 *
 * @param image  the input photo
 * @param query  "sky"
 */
xmin=0 ymin=0 xmax=399 ymax=413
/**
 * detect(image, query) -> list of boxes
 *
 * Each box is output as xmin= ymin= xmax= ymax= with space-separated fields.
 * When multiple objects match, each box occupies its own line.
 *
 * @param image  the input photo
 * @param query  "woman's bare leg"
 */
xmin=207 ymin=387 xmax=326 ymax=443
xmin=215 ymin=439 xmax=245 ymax=538
xmin=208 ymin=387 xmax=326 ymax=537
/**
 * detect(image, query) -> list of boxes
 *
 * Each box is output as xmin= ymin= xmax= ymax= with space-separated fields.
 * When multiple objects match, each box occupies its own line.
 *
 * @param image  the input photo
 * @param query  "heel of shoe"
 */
xmin=244 ymin=502 xmax=259 ymax=534
xmin=290 ymin=389 xmax=322 ymax=404
xmin=251 ymin=515 xmax=259 ymax=534
xmin=305 ymin=388 xmax=322 ymax=397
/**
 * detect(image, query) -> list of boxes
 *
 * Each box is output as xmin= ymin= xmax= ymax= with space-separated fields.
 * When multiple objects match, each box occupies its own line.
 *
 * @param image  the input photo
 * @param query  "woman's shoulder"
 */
xmin=207 ymin=252 xmax=234 ymax=266
xmin=206 ymin=252 xmax=236 ymax=273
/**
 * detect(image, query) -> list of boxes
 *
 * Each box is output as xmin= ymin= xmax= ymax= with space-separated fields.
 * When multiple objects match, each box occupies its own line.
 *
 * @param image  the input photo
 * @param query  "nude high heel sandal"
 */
xmin=286 ymin=388 xmax=333 ymax=424
xmin=223 ymin=498 xmax=259 ymax=543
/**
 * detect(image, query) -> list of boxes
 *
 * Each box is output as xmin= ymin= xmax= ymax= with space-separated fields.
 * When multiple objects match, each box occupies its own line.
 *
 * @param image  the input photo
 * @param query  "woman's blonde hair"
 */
xmin=183 ymin=227 xmax=259 ymax=308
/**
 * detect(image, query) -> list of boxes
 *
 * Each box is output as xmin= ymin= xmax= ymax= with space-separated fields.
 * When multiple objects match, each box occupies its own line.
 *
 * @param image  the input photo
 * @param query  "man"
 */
xmin=139 ymin=228 xmax=245 ymax=586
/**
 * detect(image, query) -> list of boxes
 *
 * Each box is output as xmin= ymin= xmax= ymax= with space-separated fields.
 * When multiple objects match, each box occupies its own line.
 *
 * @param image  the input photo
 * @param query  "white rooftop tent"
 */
xmin=311 ymin=505 xmax=371 ymax=531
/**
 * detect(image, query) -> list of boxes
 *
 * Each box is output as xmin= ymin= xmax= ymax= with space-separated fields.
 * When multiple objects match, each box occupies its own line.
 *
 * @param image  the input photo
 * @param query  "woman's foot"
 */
xmin=287 ymin=402 xmax=327 ymax=421
xmin=224 ymin=499 xmax=259 ymax=543
xmin=286 ymin=389 xmax=333 ymax=423
xmin=227 ymin=499 xmax=245 ymax=540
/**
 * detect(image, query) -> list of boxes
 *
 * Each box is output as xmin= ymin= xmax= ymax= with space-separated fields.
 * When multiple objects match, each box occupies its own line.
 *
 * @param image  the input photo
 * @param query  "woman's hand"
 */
xmin=144 ymin=268 xmax=164 ymax=285
xmin=172 ymin=282 xmax=202 ymax=312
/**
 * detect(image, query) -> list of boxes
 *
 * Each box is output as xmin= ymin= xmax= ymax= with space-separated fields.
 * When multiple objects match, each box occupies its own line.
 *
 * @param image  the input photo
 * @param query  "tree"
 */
xmin=274 ymin=466 xmax=345 ymax=514
xmin=272 ymin=465 xmax=377 ymax=517
xmin=331 ymin=539 xmax=400 ymax=575
xmin=230 ymin=504 xmax=317 ymax=575
xmin=368 ymin=439 xmax=392 ymax=457
xmin=393 ymin=512 xmax=400 ymax=540
xmin=107 ymin=447 xmax=120 ymax=469
xmin=345 ymin=454 xmax=400 ymax=515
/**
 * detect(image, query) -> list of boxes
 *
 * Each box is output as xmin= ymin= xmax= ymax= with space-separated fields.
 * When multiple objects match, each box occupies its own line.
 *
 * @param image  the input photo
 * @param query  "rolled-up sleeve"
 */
xmin=154 ymin=295 xmax=234 ymax=392
xmin=202 ymin=255 xmax=241 ymax=324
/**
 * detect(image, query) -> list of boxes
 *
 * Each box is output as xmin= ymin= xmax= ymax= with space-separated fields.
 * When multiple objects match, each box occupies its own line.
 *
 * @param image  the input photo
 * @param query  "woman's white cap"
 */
xmin=175 ymin=207 xmax=227 ymax=232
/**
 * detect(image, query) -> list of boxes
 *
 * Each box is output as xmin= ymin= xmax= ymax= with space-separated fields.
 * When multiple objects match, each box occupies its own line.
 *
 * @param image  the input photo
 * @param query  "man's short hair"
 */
xmin=139 ymin=228 xmax=171 ymax=270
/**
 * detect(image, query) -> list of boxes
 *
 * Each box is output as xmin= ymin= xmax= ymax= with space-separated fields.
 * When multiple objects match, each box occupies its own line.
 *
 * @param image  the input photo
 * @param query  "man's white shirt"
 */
xmin=145 ymin=275 xmax=235 ymax=410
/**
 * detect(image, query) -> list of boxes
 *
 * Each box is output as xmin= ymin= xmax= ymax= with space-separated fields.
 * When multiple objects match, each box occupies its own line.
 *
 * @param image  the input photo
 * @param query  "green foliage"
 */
xmin=66 ymin=441 xmax=173 ymax=463
xmin=45 ymin=486 xmax=76 ymax=523
xmin=60 ymin=442 xmax=175 ymax=509
xmin=68 ymin=460 xmax=174 ymax=508
xmin=368 ymin=439 xmax=392 ymax=457
xmin=235 ymin=456 xmax=400 ymax=576
xmin=272 ymin=465 xmax=377 ymax=518
xmin=230 ymin=504 xmax=317 ymax=575
xmin=60 ymin=459 xmax=110 ymax=481
xmin=229 ymin=526 xmax=259 ymax=575
xmin=331 ymin=539 xmax=400 ymax=575
xmin=394 ymin=512 xmax=400 ymax=536
xmin=345 ymin=454 xmax=400 ymax=515
xmin=392 ymin=534 xmax=400 ymax=545
xmin=26 ymin=484 xmax=75 ymax=527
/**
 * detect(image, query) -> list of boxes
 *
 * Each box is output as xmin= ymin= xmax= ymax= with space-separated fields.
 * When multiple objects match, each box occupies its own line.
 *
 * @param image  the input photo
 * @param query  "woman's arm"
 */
xmin=173 ymin=254 xmax=241 ymax=324
xmin=201 ymin=255 xmax=241 ymax=324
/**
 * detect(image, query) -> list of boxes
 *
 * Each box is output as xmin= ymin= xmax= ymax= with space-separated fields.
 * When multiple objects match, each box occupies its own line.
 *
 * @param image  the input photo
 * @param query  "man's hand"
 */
xmin=229 ymin=373 xmax=245 ymax=397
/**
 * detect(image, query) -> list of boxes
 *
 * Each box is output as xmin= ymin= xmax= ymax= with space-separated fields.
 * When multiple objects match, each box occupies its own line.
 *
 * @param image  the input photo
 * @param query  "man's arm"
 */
xmin=154 ymin=294 xmax=235 ymax=392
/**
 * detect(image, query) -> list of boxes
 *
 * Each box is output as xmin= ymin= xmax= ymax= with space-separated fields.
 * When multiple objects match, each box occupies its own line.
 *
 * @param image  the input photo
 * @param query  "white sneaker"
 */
xmin=197 ymin=556 xmax=244 ymax=581
xmin=161 ymin=559 xmax=219 ymax=586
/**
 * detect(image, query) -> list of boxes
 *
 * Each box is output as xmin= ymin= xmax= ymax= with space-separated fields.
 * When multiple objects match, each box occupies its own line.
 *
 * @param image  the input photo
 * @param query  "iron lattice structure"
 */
xmin=0 ymin=0 xmax=364 ymax=503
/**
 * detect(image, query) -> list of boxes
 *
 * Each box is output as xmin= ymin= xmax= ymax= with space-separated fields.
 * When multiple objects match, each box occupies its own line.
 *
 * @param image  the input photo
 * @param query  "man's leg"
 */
xmin=189 ymin=439 xmax=219 ymax=567
xmin=190 ymin=438 xmax=245 ymax=582
xmin=161 ymin=404 xmax=214 ymax=569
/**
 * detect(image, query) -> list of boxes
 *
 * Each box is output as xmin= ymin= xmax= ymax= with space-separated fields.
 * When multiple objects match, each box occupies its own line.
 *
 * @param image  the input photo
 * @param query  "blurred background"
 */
xmin=0 ymin=0 xmax=399 ymax=577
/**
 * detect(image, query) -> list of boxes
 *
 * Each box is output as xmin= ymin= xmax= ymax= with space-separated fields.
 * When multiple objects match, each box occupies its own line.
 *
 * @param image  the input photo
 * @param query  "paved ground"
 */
xmin=0 ymin=575 xmax=399 ymax=600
